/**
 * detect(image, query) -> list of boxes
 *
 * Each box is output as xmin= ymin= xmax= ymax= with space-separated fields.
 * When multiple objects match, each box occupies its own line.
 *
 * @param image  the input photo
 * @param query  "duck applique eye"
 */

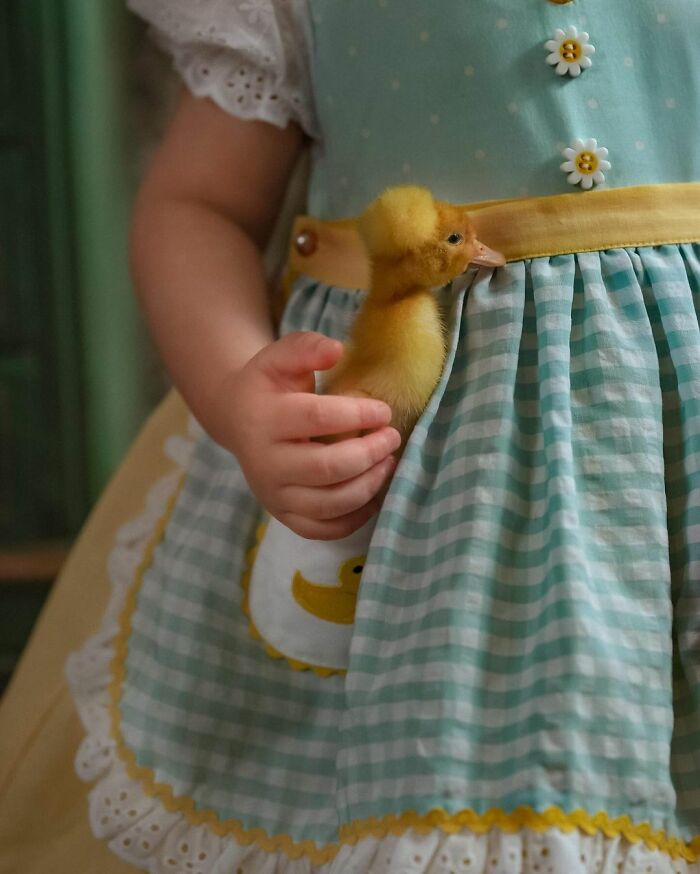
xmin=446 ymin=232 xmax=463 ymax=245
xmin=353 ymin=565 xmax=364 ymax=574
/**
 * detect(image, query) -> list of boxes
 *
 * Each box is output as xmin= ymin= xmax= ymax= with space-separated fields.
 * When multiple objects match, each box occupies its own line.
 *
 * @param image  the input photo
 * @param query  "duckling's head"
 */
xmin=357 ymin=185 xmax=505 ymax=291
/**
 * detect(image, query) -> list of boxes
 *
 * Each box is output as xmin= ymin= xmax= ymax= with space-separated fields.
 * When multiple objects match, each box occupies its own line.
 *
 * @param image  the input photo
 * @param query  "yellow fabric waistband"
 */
xmin=281 ymin=182 xmax=700 ymax=297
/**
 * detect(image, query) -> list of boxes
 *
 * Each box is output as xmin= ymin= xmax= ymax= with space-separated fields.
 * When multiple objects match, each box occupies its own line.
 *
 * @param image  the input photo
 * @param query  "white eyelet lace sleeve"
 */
xmin=127 ymin=0 xmax=319 ymax=141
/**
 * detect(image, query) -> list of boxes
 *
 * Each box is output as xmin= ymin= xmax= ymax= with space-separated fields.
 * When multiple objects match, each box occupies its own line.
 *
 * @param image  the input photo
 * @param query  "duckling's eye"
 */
xmin=353 ymin=565 xmax=364 ymax=574
xmin=446 ymin=232 xmax=463 ymax=245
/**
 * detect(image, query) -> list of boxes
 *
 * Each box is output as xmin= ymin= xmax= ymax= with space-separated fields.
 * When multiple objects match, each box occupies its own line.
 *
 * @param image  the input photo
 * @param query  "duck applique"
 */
xmin=245 ymin=514 xmax=374 ymax=673
xmin=292 ymin=556 xmax=365 ymax=625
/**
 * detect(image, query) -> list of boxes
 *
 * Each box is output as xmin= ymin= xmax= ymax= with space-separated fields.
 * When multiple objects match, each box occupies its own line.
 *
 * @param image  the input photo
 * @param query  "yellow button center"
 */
xmin=576 ymin=151 xmax=599 ymax=174
xmin=560 ymin=40 xmax=582 ymax=62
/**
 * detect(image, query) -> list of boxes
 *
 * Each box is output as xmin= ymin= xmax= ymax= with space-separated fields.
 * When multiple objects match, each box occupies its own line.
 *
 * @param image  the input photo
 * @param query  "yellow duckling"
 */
xmin=321 ymin=185 xmax=505 ymax=451
xmin=292 ymin=555 xmax=365 ymax=625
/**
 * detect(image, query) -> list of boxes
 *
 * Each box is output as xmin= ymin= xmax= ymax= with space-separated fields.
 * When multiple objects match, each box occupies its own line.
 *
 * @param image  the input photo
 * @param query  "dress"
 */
xmin=66 ymin=1 xmax=700 ymax=873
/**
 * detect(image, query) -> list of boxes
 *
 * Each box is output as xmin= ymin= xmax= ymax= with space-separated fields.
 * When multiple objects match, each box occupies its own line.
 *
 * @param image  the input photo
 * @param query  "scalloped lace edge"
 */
xmin=162 ymin=35 xmax=320 ymax=142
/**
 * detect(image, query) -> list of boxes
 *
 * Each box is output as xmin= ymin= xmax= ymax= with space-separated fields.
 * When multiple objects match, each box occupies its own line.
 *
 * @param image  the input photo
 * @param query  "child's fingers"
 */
xmin=273 ymin=393 xmax=392 ymax=440
xmin=256 ymin=331 xmax=343 ymax=390
xmin=275 ymin=427 xmax=402 ymax=486
xmin=277 ymin=456 xmax=396 ymax=521
xmin=276 ymin=499 xmax=382 ymax=542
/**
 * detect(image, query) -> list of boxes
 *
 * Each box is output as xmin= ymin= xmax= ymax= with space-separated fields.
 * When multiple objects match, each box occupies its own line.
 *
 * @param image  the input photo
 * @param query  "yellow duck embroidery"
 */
xmin=292 ymin=556 xmax=366 ymax=624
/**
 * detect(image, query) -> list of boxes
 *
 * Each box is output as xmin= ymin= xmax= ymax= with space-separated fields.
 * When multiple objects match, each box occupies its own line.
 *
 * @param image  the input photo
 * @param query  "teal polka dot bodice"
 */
xmin=305 ymin=0 xmax=699 ymax=219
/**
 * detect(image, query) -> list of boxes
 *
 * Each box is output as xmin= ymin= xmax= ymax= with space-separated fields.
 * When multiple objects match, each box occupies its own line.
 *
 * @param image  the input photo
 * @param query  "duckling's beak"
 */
xmin=469 ymin=239 xmax=506 ymax=267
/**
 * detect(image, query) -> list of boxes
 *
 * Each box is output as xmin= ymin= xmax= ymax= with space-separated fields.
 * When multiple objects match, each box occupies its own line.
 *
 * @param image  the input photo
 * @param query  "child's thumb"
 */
xmin=259 ymin=331 xmax=343 ymax=389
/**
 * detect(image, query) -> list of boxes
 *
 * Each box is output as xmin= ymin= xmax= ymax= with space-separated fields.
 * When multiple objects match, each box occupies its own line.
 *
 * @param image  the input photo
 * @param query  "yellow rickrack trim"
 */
xmin=340 ymin=808 xmax=700 ymax=863
xmin=108 ymin=464 xmax=700 ymax=866
xmin=240 ymin=517 xmax=347 ymax=678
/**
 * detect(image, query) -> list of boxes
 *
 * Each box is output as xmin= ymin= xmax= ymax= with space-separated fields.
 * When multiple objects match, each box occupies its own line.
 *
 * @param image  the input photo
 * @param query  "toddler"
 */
xmin=66 ymin=1 xmax=700 ymax=873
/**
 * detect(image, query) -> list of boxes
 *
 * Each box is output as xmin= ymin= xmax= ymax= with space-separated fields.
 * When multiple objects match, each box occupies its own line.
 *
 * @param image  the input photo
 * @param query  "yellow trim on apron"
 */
xmin=281 ymin=182 xmax=700 ymax=299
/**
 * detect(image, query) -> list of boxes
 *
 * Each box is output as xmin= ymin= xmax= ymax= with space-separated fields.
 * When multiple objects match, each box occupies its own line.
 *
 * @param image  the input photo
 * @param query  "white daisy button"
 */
xmin=545 ymin=26 xmax=595 ymax=77
xmin=561 ymin=138 xmax=611 ymax=189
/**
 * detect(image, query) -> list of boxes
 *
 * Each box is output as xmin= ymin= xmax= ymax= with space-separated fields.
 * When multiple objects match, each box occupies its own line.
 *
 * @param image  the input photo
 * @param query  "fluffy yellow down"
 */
xmin=357 ymin=185 xmax=439 ymax=257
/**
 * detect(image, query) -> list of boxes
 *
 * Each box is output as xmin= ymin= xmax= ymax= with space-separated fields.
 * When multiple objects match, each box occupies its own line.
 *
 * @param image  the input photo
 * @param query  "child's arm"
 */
xmin=130 ymin=89 xmax=295 ymax=415
xmin=130 ymin=91 xmax=401 ymax=539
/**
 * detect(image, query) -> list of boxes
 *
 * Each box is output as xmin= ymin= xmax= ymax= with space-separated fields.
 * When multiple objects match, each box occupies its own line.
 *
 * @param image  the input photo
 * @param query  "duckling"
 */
xmin=321 ymin=185 xmax=505 ymax=451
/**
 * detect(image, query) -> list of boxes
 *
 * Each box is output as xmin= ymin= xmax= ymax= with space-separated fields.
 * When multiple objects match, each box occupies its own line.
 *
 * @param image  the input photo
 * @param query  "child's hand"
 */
xmin=220 ymin=331 xmax=402 ymax=540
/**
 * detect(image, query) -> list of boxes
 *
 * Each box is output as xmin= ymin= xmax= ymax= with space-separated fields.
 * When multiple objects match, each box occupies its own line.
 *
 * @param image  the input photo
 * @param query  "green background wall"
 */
xmin=0 ymin=0 xmax=156 ymax=689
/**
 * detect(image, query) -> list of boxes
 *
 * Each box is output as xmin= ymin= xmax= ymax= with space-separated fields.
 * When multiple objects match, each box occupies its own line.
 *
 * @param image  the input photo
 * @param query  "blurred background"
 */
xmin=0 ymin=1 xmax=181 ymax=692
xmin=0 ymin=1 xmax=310 ymax=696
